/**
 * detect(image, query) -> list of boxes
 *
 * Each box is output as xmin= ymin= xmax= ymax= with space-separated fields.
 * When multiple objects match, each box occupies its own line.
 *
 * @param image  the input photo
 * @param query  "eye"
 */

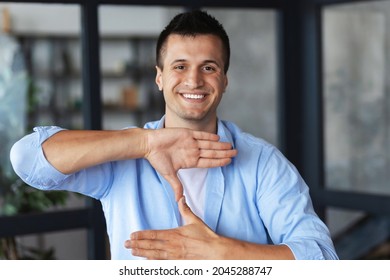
xmin=203 ymin=65 xmax=216 ymax=72
xmin=174 ymin=65 xmax=186 ymax=71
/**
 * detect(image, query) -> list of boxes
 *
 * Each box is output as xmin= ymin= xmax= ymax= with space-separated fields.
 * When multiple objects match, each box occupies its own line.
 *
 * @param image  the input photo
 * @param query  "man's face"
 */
xmin=155 ymin=34 xmax=228 ymax=129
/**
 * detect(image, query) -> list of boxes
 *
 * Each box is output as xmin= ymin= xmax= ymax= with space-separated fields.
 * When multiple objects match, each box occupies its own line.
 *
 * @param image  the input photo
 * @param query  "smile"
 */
xmin=182 ymin=93 xmax=205 ymax=99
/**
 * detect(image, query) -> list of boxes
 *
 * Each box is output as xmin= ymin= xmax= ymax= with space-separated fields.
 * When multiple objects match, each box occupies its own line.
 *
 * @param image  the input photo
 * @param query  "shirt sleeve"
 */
xmin=257 ymin=147 xmax=339 ymax=260
xmin=10 ymin=126 xmax=113 ymax=199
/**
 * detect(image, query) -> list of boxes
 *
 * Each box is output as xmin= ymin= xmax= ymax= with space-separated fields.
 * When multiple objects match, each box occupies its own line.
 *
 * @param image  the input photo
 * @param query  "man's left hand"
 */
xmin=124 ymin=196 xmax=224 ymax=259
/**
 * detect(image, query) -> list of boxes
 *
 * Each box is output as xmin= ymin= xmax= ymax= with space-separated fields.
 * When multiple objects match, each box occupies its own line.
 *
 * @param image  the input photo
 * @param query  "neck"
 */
xmin=164 ymin=115 xmax=217 ymax=133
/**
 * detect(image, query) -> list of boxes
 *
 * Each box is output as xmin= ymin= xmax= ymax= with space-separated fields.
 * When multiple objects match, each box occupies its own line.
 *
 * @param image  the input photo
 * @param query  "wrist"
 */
xmin=212 ymin=235 xmax=234 ymax=259
xmin=121 ymin=128 xmax=150 ymax=159
xmin=216 ymin=236 xmax=251 ymax=260
xmin=142 ymin=128 xmax=153 ymax=159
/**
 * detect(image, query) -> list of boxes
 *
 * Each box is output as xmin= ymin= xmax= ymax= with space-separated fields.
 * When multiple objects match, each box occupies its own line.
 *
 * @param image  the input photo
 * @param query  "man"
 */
xmin=10 ymin=10 xmax=338 ymax=260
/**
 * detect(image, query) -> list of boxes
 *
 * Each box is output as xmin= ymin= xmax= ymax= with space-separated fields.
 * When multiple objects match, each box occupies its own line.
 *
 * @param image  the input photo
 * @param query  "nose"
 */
xmin=184 ymin=68 xmax=204 ymax=89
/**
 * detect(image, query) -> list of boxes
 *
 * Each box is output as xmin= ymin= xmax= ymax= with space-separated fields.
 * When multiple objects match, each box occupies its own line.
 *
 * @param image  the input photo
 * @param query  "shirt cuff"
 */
xmin=28 ymin=126 xmax=70 ymax=189
xmin=283 ymin=240 xmax=327 ymax=260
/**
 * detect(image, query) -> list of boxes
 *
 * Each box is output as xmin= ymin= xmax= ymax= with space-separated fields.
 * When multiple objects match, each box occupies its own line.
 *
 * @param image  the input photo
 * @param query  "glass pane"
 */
xmin=0 ymin=3 xmax=92 ymax=259
xmin=327 ymin=207 xmax=390 ymax=260
xmin=14 ymin=229 xmax=88 ymax=260
xmin=323 ymin=1 xmax=390 ymax=196
xmin=99 ymin=6 xmax=181 ymax=130
xmin=0 ymin=2 xmax=87 ymax=259
xmin=208 ymin=8 xmax=278 ymax=144
xmin=99 ymin=6 xmax=279 ymax=146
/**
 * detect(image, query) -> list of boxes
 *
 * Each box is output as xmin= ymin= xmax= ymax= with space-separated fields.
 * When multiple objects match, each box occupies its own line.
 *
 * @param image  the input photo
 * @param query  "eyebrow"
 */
xmin=203 ymin=60 xmax=221 ymax=67
xmin=170 ymin=59 xmax=187 ymax=66
xmin=170 ymin=59 xmax=221 ymax=67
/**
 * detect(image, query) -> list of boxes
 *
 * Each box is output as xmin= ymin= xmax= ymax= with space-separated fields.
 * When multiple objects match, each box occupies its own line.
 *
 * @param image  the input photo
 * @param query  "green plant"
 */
xmin=0 ymin=168 xmax=68 ymax=259
xmin=0 ymin=50 xmax=70 ymax=259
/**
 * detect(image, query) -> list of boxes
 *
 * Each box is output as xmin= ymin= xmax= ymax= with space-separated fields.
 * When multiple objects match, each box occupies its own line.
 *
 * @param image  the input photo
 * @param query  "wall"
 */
xmin=0 ymin=4 xmax=166 ymax=35
xmin=323 ymin=3 xmax=390 ymax=236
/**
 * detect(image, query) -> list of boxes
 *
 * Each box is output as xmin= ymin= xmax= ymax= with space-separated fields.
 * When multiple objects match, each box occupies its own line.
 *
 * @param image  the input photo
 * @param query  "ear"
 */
xmin=155 ymin=66 xmax=163 ymax=91
xmin=222 ymin=75 xmax=228 ymax=93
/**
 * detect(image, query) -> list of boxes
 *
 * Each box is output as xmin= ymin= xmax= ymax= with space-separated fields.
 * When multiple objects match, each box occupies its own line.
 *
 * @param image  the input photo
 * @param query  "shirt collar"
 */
xmin=151 ymin=115 xmax=234 ymax=148
xmin=216 ymin=119 xmax=235 ymax=149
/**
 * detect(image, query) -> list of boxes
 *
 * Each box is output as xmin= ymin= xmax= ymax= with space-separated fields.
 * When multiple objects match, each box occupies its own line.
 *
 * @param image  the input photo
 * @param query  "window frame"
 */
xmin=1 ymin=0 xmax=389 ymax=260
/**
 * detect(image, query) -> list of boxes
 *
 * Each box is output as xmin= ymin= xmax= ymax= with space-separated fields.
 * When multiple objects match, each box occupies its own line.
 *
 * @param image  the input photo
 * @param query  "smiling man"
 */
xmin=156 ymin=33 xmax=227 ymax=133
xmin=10 ymin=10 xmax=338 ymax=260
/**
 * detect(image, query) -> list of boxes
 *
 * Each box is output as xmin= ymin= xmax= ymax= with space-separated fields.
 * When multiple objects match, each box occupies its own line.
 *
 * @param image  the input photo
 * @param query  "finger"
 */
xmin=196 ymin=158 xmax=233 ymax=168
xmin=131 ymin=247 xmax=168 ymax=260
xmin=192 ymin=130 xmax=220 ymax=141
xmin=164 ymin=174 xmax=183 ymax=201
xmin=199 ymin=148 xmax=238 ymax=159
xmin=131 ymin=228 xmax=176 ymax=241
xmin=198 ymin=139 xmax=233 ymax=150
xmin=128 ymin=239 xmax=166 ymax=251
xmin=178 ymin=196 xmax=201 ymax=225
xmin=131 ymin=229 xmax=161 ymax=240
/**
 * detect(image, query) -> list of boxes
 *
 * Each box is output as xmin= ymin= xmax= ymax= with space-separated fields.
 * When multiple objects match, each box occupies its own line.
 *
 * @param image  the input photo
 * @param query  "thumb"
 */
xmin=178 ymin=196 xmax=200 ymax=225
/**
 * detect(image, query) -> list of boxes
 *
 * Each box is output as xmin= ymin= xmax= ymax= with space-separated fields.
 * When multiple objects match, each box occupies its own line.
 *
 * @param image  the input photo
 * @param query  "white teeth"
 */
xmin=183 ymin=93 xmax=205 ymax=99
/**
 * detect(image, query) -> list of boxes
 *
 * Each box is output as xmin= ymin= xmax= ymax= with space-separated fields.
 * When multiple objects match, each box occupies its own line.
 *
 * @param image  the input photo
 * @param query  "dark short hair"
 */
xmin=156 ymin=10 xmax=230 ymax=73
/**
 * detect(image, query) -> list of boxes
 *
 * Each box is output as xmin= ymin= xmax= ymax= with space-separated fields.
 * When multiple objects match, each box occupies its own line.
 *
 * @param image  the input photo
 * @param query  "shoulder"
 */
xmin=143 ymin=117 xmax=164 ymax=129
xmin=220 ymin=120 xmax=294 ymax=174
xmin=143 ymin=120 xmax=160 ymax=129
xmin=220 ymin=120 xmax=275 ymax=154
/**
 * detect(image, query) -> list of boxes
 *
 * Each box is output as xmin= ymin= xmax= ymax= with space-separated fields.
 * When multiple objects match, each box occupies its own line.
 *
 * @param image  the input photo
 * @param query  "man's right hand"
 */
xmin=145 ymin=128 xmax=237 ymax=201
xmin=42 ymin=127 xmax=237 ymax=201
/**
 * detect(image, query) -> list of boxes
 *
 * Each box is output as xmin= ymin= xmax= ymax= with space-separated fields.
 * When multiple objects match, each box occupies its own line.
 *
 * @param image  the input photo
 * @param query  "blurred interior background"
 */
xmin=0 ymin=0 xmax=389 ymax=260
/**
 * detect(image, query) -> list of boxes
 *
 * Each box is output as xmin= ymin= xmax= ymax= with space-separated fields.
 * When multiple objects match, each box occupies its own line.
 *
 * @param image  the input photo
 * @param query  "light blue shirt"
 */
xmin=10 ymin=117 xmax=338 ymax=260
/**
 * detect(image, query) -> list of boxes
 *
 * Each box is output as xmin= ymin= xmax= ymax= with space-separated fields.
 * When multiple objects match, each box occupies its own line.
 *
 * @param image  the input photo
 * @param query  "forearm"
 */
xmin=127 ymin=197 xmax=296 ymax=260
xmin=217 ymin=236 xmax=295 ymax=260
xmin=42 ymin=128 xmax=148 ymax=174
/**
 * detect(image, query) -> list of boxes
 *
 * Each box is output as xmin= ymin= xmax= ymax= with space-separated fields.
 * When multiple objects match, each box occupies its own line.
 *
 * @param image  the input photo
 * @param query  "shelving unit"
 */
xmin=5 ymin=32 xmax=165 ymax=259
xmin=16 ymin=33 xmax=164 ymax=130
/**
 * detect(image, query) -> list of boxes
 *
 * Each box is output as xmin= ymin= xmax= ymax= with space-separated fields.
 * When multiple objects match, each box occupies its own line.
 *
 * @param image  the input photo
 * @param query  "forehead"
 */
xmin=163 ymin=34 xmax=224 ymax=62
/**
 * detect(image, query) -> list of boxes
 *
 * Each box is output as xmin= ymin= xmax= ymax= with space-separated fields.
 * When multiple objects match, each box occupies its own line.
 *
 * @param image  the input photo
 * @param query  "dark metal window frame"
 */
xmin=1 ymin=0 xmax=389 ymax=259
